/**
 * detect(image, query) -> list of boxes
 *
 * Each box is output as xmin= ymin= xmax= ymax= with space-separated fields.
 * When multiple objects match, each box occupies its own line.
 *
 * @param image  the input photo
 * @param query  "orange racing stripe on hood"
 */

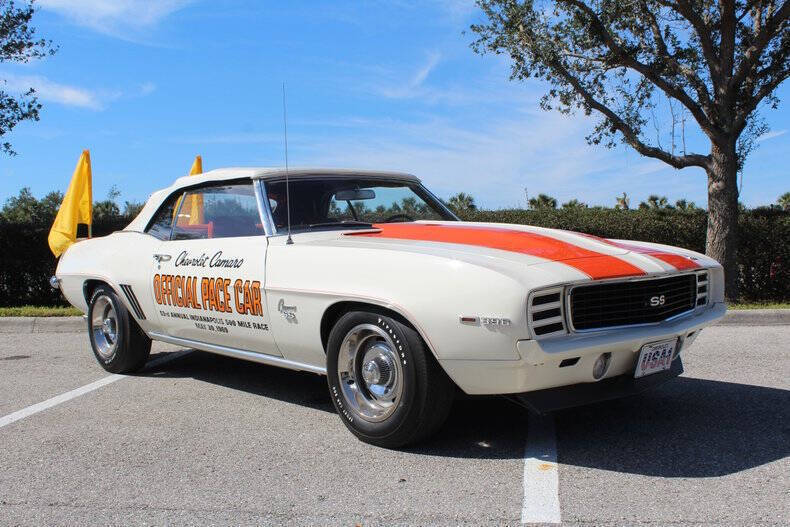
xmin=578 ymin=234 xmax=701 ymax=271
xmin=347 ymin=223 xmax=646 ymax=280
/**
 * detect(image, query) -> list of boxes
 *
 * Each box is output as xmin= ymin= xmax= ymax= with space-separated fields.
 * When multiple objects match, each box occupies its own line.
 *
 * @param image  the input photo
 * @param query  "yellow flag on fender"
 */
xmin=174 ymin=155 xmax=204 ymax=225
xmin=48 ymin=150 xmax=93 ymax=257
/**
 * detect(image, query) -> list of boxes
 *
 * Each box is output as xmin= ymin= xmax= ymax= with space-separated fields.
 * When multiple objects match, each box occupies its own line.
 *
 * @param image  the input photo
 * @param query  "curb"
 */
xmin=1 ymin=310 xmax=788 ymax=333
xmin=0 ymin=316 xmax=85 ymax=333
xmin=715 ymin=309 xmax=790 ymax=326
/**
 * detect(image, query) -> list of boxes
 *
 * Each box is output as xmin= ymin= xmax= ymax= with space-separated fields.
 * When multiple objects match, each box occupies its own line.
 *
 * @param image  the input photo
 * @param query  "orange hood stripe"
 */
xmin=578 ymin=234 xmax=701 ymax=271
xmin=347 ymin=223 xmax=646 ymax=280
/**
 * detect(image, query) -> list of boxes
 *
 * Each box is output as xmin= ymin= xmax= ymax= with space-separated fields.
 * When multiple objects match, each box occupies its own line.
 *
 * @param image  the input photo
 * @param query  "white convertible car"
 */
xmin=53 ymin=168 xmax=726 ymax=447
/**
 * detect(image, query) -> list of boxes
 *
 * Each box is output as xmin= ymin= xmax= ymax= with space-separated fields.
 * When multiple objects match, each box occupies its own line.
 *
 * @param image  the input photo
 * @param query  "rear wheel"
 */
xmin=326 ymin=311 xmax=454 ymax=448
xmin=88 ymin=285 xmax=151 ymax=373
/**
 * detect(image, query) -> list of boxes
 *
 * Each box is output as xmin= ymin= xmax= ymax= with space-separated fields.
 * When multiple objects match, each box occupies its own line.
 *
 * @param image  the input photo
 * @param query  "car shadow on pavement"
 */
xmin=141 ymin=349 xmax=336 ymax=413
xmin=141 ymin=349 xmax=530 ymax=459
xmin=555 ymin=376 xmax=790 ymax=477
xmin=139 ymin=351 xmax=789 ymax=468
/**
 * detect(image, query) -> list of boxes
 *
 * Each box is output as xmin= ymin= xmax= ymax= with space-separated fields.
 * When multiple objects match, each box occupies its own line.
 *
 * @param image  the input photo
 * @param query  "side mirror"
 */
xmin=335 ymin=189 xmax=376 ymax=201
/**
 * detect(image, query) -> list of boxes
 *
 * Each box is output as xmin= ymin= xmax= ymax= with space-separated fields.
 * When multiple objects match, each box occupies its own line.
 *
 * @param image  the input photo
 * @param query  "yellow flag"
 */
xmin=48 ymin=150 xmax=93 ymax=257
xmin=174 ymin=155 xmax=204 ymax=225
xmin=189 ymin=155 xmax=202 ymax=176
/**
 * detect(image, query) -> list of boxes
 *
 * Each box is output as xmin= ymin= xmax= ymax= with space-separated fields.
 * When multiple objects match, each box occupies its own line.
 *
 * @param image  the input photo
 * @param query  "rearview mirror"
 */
xmin=334 ymin=189 xmax=376 ymax=201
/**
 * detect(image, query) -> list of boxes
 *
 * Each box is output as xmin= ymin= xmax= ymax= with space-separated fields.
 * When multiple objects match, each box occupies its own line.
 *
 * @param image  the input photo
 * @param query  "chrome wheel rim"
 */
xmin=337 ymin=323 xmax=403 ymax=422
xmin=91 ymin=295 xmax=118 ymax=359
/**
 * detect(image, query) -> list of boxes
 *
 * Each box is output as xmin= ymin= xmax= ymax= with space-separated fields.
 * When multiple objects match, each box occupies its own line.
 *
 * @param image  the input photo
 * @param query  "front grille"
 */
xmin=570 ymin=274 xmax=697 ymax=331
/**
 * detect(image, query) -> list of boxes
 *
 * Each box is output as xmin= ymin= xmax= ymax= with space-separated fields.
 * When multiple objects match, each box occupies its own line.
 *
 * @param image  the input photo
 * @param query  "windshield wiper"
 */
xmin=305 ymin=221 xmax=374 ymax=230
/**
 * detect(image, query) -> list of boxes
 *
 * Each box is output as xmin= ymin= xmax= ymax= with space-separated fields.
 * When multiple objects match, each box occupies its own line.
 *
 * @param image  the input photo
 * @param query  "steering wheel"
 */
xmin=383 ymin=213 xmax=414 ymax=223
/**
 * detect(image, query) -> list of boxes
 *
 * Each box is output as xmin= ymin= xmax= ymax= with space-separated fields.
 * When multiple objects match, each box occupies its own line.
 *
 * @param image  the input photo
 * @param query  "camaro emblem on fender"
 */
xmin=649 ymin=295 xmax=666 ymax=307
xmin=278 ymin=298 xmax=297 ymax=320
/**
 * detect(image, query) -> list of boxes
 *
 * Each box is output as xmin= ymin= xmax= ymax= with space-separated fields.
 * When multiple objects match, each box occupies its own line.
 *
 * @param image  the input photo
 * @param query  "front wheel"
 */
xmin=88 ymin=285 xmax=151 ymax=373
xmin=326 ymin=311 xmax=454 ymax=448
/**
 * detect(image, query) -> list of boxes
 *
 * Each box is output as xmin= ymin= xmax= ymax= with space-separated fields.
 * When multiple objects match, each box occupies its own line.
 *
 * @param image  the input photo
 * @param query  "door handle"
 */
xmin=153 ymin=254 xmax=171 ymax=262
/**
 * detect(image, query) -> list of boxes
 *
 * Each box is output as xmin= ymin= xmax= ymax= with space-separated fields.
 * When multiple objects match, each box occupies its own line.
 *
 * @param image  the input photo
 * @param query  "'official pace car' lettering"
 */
xmin=153 ymin=274 xmax=263 ymax=317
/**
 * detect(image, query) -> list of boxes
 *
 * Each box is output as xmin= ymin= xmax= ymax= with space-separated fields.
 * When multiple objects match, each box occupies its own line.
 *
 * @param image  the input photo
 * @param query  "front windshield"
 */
xmin=264 ymin=178 xmax=456 ymax=232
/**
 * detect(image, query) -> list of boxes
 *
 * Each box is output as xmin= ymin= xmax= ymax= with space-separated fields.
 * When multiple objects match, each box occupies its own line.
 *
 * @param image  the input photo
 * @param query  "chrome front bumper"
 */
xmin=439 ymin=302 xmax=725 ymax=396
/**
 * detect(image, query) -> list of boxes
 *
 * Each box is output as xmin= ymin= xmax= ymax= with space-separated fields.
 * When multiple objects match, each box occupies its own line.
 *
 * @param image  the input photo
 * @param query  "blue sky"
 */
xmin=1 ymin=0 xmax=788 ymax=209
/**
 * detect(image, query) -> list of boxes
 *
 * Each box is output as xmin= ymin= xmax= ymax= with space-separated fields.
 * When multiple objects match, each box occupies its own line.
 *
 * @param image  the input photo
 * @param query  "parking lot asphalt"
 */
xmin=0 ymin=325 xmax=788 ymax=525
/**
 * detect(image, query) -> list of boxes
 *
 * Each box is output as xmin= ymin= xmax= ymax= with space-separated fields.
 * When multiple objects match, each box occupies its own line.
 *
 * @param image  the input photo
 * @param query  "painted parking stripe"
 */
xmin=522 ymin=413 xmax=561 ymax=525
xmin=0 ymin=349 xmax=191 ymax=429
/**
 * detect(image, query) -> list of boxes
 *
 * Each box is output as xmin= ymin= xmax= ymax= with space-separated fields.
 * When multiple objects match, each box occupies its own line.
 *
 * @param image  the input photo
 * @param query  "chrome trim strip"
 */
xmin=530 ymin=300 xmax=562 ymax=312
xmin=148 ymin=332 xmax=326 ymax=375
xmin=531 ymin=315 xmax=563 ymax=326
xmin=254 ymin=179 xmax=276 ymax=236
xmin=565 ymin=271 xmax=700 ymax=334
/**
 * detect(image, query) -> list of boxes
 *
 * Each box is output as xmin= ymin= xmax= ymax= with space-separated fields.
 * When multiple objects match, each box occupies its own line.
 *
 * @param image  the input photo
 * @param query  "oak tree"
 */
xmin=1 ymin=0 xmax=56 ymax=155
xmin=470 ymin=0 xmax=789 ymax=300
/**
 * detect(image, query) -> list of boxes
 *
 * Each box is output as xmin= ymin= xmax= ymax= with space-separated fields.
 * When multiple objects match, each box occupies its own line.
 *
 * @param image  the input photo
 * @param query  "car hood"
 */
xmin=326 ymin=221 xmax=706 ymax=281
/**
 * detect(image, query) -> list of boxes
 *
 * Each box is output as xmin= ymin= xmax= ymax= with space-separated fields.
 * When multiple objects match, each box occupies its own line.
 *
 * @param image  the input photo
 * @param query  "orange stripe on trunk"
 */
xmin=348 ymin=223 xmax=646 ymax=280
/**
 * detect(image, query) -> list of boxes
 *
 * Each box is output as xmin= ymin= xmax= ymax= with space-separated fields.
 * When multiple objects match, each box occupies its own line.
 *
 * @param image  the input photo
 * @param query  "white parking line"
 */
xmin=521 ymin=413 xmax=561 ymax=524
xmin=0 ymin=350 xmax=191 ymax=429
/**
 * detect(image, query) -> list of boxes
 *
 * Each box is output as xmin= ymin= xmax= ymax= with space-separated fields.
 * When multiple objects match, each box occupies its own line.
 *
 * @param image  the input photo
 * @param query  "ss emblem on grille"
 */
xmin=649 ymin=295 xmax=666 ymax=307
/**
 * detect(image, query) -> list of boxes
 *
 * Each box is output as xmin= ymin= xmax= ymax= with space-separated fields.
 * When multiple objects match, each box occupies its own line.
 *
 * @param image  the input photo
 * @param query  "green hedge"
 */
xmin=0 ymin=209 xmax=786 ymax=306
xmin=460 ymin=208 xmax=789 ymax=302
xmin=0 ymin=218 xmax=130 ymax=307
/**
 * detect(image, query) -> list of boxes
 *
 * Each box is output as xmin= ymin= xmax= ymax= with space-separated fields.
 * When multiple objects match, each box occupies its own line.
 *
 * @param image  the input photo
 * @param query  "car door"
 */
xmin=149 ymin=179 xmax=280 ymax=356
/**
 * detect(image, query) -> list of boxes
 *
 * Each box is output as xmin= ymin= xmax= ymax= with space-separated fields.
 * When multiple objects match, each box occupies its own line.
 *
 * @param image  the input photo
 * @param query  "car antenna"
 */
xmin=282 ymin=82 xmax=293 ymax=245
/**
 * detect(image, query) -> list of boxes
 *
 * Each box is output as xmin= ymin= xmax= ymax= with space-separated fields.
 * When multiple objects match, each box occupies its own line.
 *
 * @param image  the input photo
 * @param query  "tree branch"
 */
xmin=638 ymin=0 xmax=714 ymax=111
xmin=719 ymin=0 xmax=738 ymax=81
xmin=560 ymin=0 xmax=716 ymax=137
xmin=662 ymin=0 xmax=722 ymax=83
xmin=730 ymin=0 xmax=790 ymax=90
xmin=734 ymin=65 xmax=790 ymax=133
xmin=546 ymin=55 xmax=710 ymax=169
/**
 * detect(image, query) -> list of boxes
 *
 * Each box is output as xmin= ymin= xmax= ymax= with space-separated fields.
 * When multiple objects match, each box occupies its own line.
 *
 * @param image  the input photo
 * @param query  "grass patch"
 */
xmin=0 ymin=305 xmax=83 ymax=317
xmin=729 ymin=302 xmax=790 ymax=310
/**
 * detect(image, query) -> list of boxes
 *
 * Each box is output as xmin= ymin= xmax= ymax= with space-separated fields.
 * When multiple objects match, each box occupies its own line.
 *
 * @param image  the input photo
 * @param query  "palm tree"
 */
xmin=528 ymin=193 xmax=557 ymax=210
xmin=778 ymin=192 xmax=790 ymax=212
xmin=614 ymin=192 xmax=630 ymax=210
xmin=561 ymin=199 xmax=587 ymax=209
xmin=674 ymin=199 xmax=699 ymax=211
xmin=639 ymin=195 xmax=672 ymax=210
xmin=447 ymin=192 xmax=477 ymax=214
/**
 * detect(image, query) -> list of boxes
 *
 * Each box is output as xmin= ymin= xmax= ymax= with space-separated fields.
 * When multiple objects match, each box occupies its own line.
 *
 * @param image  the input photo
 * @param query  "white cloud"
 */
xmin=38 ymin=0 xmax=194 ymax=34
xmin=756 ymin=129 xmax=787 ymax=143
xmin=138 ymin=82 xmax=157 ymax=96
xmin=2 ymin=73 xmax=158 ymax=110
xmin=376 ymin=52 xmax=443 ymax=99
xmin=2 ymin=74 xmax=100 ymax=109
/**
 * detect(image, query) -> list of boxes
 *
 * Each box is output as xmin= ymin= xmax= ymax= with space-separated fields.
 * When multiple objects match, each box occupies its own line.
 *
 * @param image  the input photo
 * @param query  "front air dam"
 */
xmin=507 ymin=358 xmax=683 ymax=414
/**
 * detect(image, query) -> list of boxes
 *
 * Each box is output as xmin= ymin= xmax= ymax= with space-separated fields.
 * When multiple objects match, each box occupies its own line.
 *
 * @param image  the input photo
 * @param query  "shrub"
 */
xmin=0 ymin=209 xmax=786 ymax=306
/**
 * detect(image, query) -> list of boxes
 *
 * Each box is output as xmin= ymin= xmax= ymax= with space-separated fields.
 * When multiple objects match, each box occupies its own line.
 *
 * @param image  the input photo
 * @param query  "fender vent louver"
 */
xmin=120 ymin=284 xmax=146 ymax=320
xmin=528 ymin=287 xmax=568 ymax=338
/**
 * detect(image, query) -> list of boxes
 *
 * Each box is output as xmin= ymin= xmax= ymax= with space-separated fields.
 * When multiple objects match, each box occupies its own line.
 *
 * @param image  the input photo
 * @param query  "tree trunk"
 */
xmin=706 ymin=142 xmax=740 ymax=302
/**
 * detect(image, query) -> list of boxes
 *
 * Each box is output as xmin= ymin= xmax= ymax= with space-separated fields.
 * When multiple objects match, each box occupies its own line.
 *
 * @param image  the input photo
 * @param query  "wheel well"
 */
xmin=83 ymin=279 xmax=110 ymax=304
xmin=320 ymin=301 xmax=419 ymax=353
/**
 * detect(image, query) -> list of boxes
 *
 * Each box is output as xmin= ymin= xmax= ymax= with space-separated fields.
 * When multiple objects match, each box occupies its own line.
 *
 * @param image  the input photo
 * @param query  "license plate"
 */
xmin=634 ymin=339 xmax=677 ymax=378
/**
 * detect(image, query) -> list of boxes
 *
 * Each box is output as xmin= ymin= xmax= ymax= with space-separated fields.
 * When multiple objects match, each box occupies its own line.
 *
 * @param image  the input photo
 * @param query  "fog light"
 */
xmin=49 ymin=276 xmax=60 ymax=290
xmin=592 ymin=352 xmax=611 ymax=380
